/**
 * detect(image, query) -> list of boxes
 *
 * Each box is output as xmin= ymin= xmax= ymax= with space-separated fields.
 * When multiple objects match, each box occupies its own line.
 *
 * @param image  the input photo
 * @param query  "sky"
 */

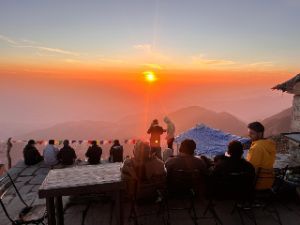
xmin=0 ymin=0 xmax=299 ymax=128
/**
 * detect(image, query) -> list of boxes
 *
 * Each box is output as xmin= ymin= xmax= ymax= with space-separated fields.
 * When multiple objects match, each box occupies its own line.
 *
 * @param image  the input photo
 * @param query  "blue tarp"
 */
xmin=174 ymin=124 xmax=251 ymax=157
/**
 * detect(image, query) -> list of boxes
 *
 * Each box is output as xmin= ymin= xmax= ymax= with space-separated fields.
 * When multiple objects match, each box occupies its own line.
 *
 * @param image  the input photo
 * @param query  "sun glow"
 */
xmin=143 ymin=71 xmax=157 ymax=83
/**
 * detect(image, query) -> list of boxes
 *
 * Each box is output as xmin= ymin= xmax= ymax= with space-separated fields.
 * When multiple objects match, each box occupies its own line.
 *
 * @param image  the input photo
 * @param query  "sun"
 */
xmin=143 ymin=71 xmax=157 ymax=83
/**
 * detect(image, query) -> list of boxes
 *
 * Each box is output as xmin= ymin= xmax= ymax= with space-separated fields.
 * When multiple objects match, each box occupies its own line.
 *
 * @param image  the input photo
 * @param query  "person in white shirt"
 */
xmin=43 ymin=140 xmax=59 ymax=166
xmin=164 ymin=117 xmax=175 ymax=149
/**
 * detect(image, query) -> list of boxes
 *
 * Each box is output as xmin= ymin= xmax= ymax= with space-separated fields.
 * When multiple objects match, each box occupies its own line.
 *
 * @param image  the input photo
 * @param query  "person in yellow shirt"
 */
xmin=246 ymin=122 xmax=276 ymax=190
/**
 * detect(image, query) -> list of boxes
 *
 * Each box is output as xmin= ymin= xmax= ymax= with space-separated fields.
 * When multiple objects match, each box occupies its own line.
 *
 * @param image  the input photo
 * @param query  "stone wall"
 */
xmin=291 ymin=95 xmax=300 ymax=131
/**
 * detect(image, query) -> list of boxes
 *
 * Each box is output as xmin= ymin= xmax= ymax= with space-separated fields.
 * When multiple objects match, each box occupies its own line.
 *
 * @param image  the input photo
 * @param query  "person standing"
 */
xmin=163 ymin=117 xmax=175 ymax=149
xmin=85 ymin=140 xmax=102 ymax=164
xmin=6 ymin=137 xmax=13 ymax=169
xmin=147 ymin=119 xmax=166 ymax=159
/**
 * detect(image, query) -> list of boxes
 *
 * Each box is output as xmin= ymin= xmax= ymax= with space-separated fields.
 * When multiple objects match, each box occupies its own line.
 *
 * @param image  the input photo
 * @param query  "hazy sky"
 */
xmin=0 ymin=0 xmax=298 ymax=126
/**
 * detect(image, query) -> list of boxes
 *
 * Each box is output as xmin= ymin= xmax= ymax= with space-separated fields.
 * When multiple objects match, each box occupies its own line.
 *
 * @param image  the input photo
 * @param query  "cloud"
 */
xmin=133 ymin=44 xmax=152 ymax=53
xmin=0 ymin=34 xmax=18 ymax=45
xmin=0 ymin=34 xmax=80 ymax=56
xmin=192 ymin=55 xmax=236 ymax=66
xmin=15 ymin=45 xmax=80 ymax=56
xmin=248 ymin=61 xmax=274 ymax=67
xmin=142 ymin=63 xmax=163 ymax=70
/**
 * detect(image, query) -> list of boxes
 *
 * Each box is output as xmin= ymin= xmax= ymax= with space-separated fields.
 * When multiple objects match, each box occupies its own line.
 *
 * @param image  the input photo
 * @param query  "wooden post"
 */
xmin=6 ymin=138 xmax=12 ymax=169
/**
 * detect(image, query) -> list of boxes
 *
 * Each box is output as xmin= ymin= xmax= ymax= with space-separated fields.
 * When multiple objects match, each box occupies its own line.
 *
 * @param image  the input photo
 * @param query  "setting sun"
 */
xmin=143 ymin=71 xmax=157 ymax=83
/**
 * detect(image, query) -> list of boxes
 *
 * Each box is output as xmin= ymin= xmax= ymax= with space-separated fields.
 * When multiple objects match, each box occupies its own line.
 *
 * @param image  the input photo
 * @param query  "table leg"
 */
xmin=115 ymin=190 xmax=124 ymax=225
xmin=46 ymin=197 xmax=56 ymax=225
xmin=55 ymin=196 xmax=64 ymax=225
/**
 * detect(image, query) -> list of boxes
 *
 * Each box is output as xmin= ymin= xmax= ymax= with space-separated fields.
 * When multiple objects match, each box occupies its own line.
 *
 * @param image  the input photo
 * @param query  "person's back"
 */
xmin=85 ymin=141 xmax=102 ymax=165
xmin=43 ymin=140 xmax=59 ymax=166
xmin=58 ymin=140 xmax=77 ymax=165
xmin=147 ymin=120 xmax=165 ymax=148
xmin=165 ymin=139 xmax=207 ymax=194
xmin=121 ymin=141 xmax=166 ymax=199
xmin=23 ymin=140 xmax=43 ymax=166
xmin=211 ymin=141 xmax=255 ymax=200
xmin=110 ymin=145 xmax=123 ymax=162
xmin=246 ymin=122 xmax=276 ymax=190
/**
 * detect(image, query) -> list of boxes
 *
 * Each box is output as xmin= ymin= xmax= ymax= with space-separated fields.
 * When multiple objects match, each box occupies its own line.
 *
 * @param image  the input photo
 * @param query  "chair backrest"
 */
xmin=0 ymin=173 xmax=28 ymax=223
xmin=217 ymin=171 xmax=254 ymax=201
xmin=134 ymin=174 xmax=166 ymax=200
xmin=167 ymin=169 xmax=204 ymax=195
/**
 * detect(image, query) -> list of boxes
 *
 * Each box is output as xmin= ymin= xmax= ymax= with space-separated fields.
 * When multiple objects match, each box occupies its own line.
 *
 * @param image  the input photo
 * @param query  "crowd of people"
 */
xmin=23 ymin=138 xmax=124 ymax=167
xmin=21 ymin=118 xmax=276 ymax=199
xmin=121 ymin=121 xmax=276 ymax=199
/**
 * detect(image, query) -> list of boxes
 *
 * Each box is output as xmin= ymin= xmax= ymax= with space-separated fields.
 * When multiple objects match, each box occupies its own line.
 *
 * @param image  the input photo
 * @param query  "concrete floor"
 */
xmin=1 ymin=161 xmax=300 ymax=225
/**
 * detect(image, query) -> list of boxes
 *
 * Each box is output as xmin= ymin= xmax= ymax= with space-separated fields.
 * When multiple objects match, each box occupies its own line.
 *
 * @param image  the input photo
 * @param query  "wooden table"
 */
xmin=39 ymin=163 xmax=124 ymax=225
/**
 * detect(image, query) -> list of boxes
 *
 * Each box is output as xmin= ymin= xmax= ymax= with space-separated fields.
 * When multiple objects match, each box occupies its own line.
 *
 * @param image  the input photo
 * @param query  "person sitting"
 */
xmin=23 ymin=140 xmax=43 ymax=166
xmin=246 ymin=122 xmax=276 ymax=190
xmin=147 ymin=119 xmax=166 ymax=159
xmin=165 ymin=139 xmax=207 ymax=194
xmin=57 ymin=140 xmax=77 ymax=166
xmin=210 ymin=141 xmax=255 ymax=202
xmin=121 ymin=141 xmax=166 ymax=199
xmin=43 ymin=139 xmax=59 ymax=166
xmin=109 ymin=139 xmax=123 ymax=162
xmin=85 ymin=140 xmax=102 ymax=165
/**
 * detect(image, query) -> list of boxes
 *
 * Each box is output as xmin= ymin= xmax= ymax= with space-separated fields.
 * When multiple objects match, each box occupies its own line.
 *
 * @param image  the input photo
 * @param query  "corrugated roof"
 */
xmin=272 ymin=73 xmax=300 ymax=93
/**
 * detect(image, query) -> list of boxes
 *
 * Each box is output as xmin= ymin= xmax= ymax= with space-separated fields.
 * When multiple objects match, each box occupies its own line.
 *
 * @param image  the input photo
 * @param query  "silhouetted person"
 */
xmin=57 ymin=140 xmax=77 ymax=165
xmin=211 ymin=141 xmax=255 ymax=201
xmin=6 ymin=137 xmax=13 ymax=169
xmin=109 ymin=140 xmax=123 ymax=162
xmin=246 ymin=122 xmax=276 ymax=190
xmin=43 ymin=140 xmax=59 ymax=166
xmin=147 ymin=119 xmax=166 ymax=159
xmin=23 ymin=140 xmax=43 ymax=166
xmin=165 ymin=139 xmax=207 ymax=194
xmin=164 ymin=117 xmax=175 ymax=149
xmin=85 ymin=140 xmax=102 ymax=164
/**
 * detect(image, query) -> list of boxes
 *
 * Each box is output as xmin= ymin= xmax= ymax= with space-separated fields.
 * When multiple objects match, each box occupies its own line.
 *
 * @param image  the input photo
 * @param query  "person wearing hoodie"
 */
xmin=23 ymin=140 xmax=43 ymax=166
xmin=246 ymin=122 xmax=276 ymax=190
xmin=147 ymin=119 xmax=166 ymax=159
xmin=163 ymin=116 xmax=175 ymax=149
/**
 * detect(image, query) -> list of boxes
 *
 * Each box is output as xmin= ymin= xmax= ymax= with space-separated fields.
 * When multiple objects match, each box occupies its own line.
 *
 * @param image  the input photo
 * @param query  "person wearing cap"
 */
xmin=246 ymin=122 xmax=276 ymax=190
xmin=23 ymin=139 xmax=43 ymax=166
xmin=147 ymin=119 xmax=166 ymax=159
xmin=163 ymin=117 xmax=175 ymax=149
xmin=57 ymin=140 xmax=77 ymax=166
xmin=85 ymin=140 xmax=102 ymax=164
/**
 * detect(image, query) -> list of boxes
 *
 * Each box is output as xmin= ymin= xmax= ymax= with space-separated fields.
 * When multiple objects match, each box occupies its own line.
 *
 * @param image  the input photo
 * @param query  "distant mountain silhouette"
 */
xmin=263 ymin=107 xmax=292 ymax=137
xmin=18 ymin=106 xmax=248 ymax=139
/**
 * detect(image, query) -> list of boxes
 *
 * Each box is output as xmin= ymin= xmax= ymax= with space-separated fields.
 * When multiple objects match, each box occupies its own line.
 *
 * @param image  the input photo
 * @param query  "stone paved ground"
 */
xmin=1 ymin=161 xmax=300 ymax=225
